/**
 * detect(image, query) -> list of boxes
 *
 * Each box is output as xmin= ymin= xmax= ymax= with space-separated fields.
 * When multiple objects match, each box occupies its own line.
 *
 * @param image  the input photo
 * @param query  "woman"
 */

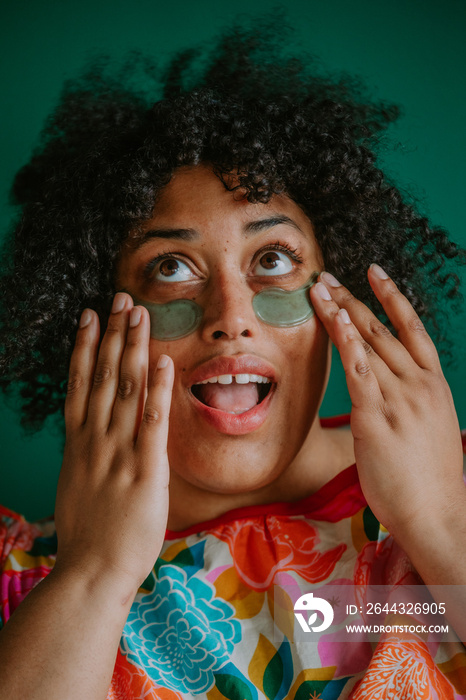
xmin=0 ymin=26 xmax=465 ymax=699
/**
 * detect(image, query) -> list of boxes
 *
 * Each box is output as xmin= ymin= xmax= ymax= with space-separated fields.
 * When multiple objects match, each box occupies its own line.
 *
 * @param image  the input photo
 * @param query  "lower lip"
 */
xmin=188 ymin=385 xmax=276 ymax=435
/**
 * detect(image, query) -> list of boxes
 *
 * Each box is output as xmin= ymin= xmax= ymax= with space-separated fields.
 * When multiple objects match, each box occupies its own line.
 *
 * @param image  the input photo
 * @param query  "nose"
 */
xmin=200 ymin=274 xmax=258 ymax=342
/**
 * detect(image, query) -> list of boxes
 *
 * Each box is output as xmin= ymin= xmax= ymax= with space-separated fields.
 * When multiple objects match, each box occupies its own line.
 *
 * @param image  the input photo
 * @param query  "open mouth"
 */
xmin=190 ymin=374 xmax=273 ymax=415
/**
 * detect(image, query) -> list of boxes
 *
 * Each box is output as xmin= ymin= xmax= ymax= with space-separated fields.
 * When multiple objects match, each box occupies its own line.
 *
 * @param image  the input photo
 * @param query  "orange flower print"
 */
xmin=212 ymin=516 xmax=346 ymax=591
xmin=350 ymin=636 xmax=455 ymax=699
xmin=108 ymin=650 xmax=184 ymax=699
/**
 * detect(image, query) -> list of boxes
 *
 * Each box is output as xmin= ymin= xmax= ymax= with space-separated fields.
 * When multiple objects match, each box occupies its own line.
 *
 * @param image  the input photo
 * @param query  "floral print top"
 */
xmin=2 ymin=415 xmax=466 ymax=699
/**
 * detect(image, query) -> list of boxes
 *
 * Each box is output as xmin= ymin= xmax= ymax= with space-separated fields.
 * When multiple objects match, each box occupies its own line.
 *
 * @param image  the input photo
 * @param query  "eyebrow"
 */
xmin=243 ymin=215 xmax=302 ymax=236
xmin=133 ymin=214 xmax=303 ymax=249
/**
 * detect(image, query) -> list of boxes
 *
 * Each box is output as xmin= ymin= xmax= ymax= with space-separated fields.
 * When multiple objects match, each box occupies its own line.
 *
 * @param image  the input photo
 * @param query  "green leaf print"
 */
xmin=215 ymin=672 xmax=254 ymax=700
xmin=139 ymin=569 xmax=156 ymax=592
xmin=294 ymin=680 xmax=328 ymax=700
xmin=363 ymin=506 xmax=379 ymax=541
xmin=263 ymin=650 xmax=284 ymax=700
xmin=154 ymin=546 xmax=195 ymax=577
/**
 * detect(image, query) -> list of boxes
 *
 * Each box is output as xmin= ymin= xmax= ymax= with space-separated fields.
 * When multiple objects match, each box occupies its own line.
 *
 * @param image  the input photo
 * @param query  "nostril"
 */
xmin=212 ymin=328 xmax=251 ymax=339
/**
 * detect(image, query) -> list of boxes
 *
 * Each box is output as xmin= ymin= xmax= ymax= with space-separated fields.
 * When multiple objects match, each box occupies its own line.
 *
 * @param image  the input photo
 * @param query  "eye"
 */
xmin=253 ymin=250 xmax=294 ymax=276
xmin=151 ymin=257 xmax=197 ymax=282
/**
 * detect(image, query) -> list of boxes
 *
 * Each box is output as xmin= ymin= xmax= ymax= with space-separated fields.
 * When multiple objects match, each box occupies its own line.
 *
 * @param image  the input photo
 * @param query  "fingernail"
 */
xmin=338 ymin=308 xmax=352 ymax=324
xmin=129 ymin=307 xmax=141 ymax=327
xmin=370 ymin=263 xmax=389 ymax=279
xmin=314 ymin=282 xmax=332 ymax=300
xmin=322 ymin=271 xmax=341 ymax=287
xmin=79 ymin=309 xmax=92 ymax=328
xmin=112 ymin=293 xmax=126 ymax=313
xmin=157 ymin=354 xmax=170 ymax=369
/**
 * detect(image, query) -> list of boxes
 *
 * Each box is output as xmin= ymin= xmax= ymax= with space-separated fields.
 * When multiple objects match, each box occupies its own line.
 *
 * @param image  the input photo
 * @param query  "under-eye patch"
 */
xmin=252 ymin=272 xmax=319 ymax=327
xmin=131 ymin=298 xmax=203 ymax=341
xmin=131 ymin=272 xmax=319 ymax=340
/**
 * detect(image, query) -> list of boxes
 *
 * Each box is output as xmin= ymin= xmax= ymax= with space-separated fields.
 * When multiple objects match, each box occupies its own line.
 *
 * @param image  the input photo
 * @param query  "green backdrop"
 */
xmin=1 ymin=0 xmax=465 ymax=520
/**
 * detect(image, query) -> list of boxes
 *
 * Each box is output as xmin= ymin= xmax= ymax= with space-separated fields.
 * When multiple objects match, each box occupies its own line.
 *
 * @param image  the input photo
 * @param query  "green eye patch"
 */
xmin=132 ymin=272 xmax=319 ymax=340
xmin=252 ymin=272 xmax=319 ymax=327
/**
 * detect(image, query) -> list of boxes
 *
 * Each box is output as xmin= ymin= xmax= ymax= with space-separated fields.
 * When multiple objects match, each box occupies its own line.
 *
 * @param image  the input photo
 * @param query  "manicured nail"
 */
xmin=322 ymin=271 xmax=341 ymax=287
xmin=129 ymin=307 xmax=141 ymax=327
xmin=314 ymin=282 xmax=332 ymax=300
xmin=157 ymin=354 xmax=170 ymax=369
xmin=112 ymin=293 xmax=126 ymax=313
xmin=79 ymin=309 xmax=92 ymax=328
xmin=338 ymin=308 xmax=352 ymax=324
xmin=370 ymin=263 xmax=389 ymax=280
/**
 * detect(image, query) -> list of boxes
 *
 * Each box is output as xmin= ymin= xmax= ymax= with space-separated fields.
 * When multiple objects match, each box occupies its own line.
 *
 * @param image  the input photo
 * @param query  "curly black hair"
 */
xmin=0 ymin=22 xmax=464 ymax=431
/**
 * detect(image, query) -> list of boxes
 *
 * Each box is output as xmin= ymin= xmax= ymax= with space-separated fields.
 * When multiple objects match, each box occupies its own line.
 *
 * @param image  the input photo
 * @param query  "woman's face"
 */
xmin=117 ymin=165 xmax=331 ymax=495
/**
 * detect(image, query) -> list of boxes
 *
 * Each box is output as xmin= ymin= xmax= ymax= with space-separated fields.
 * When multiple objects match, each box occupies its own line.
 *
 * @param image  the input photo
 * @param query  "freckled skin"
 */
xmin=117 ymin=165 xmax=350 ymax=527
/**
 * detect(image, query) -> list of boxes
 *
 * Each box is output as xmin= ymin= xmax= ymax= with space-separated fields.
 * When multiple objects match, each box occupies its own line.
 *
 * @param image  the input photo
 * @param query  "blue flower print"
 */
xmin=122 ymin=563 xmax=242 ymax=694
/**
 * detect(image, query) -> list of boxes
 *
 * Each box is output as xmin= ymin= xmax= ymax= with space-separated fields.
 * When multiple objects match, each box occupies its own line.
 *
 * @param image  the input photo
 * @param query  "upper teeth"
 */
xmin=196 ymin=374 xmax=271 ymax=385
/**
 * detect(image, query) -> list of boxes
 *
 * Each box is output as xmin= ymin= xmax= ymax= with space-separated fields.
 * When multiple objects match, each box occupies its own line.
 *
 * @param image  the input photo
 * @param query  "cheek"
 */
xmin=278 ymin=318 xmax=330 ymax=408
xmin=272 ymin=313 xmax=329 ymax=370
xmin=148 ymin=337 xmax=191 ymax=375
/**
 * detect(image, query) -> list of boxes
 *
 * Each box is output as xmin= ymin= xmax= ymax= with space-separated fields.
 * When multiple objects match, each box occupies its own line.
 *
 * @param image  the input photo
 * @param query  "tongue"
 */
xmin=196 ymin=383 xmax=259 ymax=413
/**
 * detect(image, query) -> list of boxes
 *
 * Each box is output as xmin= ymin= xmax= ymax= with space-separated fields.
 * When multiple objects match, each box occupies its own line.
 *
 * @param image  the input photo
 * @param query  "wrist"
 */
xmin=391 ymin=488 xmax=466 ymax=584
xmin=50 ymin=559 xmax=140 ymax=610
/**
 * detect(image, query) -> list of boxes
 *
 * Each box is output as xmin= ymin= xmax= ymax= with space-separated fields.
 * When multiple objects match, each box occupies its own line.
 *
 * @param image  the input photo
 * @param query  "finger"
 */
xmin=310 ymin=279 xmax=394 ymax=386
xmin=317 ymin=271 xmax=416 ymax=379
xmin=64 ymin=309 xmax=99 ymax=432
xmin=109 ymin=306 xmax=150 ymax=442
xmin=333 ymin=307 xmax=385 ymax=412
xmin=367 ymin=264 xmax=441 ymax=372
xmin=86 ymin=292 xmax=133 ymax=429
xmin=136 ymin=354 xmax=174 ymax=468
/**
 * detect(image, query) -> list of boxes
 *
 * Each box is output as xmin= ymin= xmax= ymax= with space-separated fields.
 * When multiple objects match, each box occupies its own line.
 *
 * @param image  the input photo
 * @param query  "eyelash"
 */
xmin=143 ymin=241 xmax=304 ymax=280
xmin=144 ymin=250 xmax=185 ymax=278
xmin=258 ymin=242 xmax=304 ymax=265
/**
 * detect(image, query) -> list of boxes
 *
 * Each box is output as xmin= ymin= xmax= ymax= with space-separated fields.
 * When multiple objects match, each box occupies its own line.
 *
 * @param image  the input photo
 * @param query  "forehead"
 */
xmin=146 ymin=164 xmax=312 ymax=232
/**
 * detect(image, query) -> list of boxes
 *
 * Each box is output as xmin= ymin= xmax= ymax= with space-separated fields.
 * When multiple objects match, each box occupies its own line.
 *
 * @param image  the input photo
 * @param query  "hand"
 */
xmin=310 ymin=264 xmax=464 ymax=537
xmin=54 ymin=292 xmax=174 ymax=593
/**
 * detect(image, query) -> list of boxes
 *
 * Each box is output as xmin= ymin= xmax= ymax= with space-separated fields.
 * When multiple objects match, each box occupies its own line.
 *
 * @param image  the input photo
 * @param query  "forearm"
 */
xmin=0 ymin=301 xmax=173 ymax=699
xmin=392 ymin=491 xmax=466 ymax=642
xmin=0 ymin=566 xmax=136 ymax=700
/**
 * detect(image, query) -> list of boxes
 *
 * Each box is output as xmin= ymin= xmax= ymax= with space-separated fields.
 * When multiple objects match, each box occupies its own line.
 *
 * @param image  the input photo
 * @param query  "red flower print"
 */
xmin=212 ymin=516 xmax=346 ymax=591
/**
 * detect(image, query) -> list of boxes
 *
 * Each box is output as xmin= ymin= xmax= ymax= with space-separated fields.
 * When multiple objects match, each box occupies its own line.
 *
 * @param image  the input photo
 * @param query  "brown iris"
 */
xmin=159 ymin=258 xmax=180 ymax=276
xmin=260 ymin=252 xmax=281 ymax=269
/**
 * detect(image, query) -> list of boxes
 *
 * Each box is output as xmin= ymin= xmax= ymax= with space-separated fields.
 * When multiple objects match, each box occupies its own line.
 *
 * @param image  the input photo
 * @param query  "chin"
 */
xmin=167 ymin=432 xmax=296 ymax=496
